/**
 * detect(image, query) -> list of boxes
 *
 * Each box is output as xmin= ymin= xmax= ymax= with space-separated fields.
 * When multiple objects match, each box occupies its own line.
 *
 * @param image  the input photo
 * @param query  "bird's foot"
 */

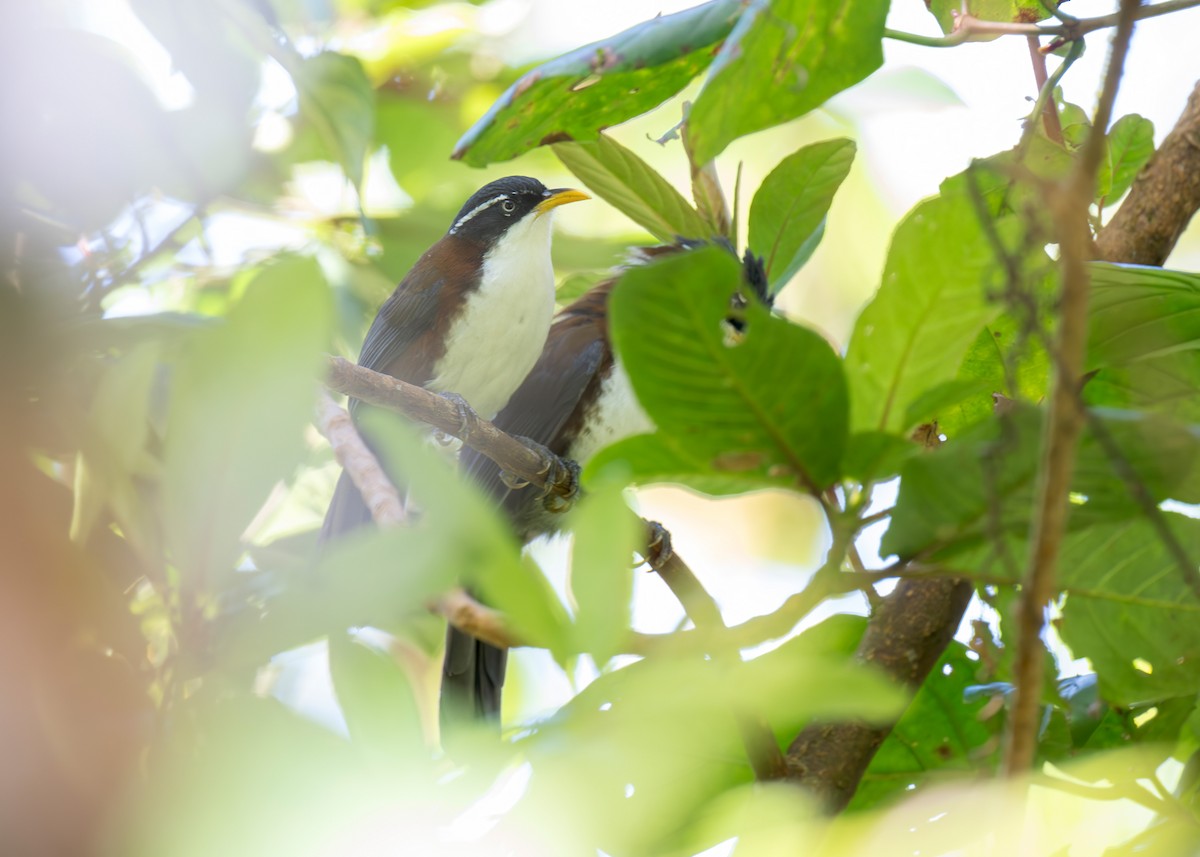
xmin=439 ymin=392 xmax=479 ymax=439
xmin=541 ymin=456 xmax=581 ymax=514
xmin=642 ymin=521 xmax=673 ymax=570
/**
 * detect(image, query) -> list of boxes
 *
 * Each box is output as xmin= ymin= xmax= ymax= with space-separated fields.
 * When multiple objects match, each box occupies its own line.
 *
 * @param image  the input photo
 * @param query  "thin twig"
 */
xmin=1003 ymin=0 xmax=1143 ymax=777
xmin=883 ymin=0 xmax=1198 ymax=48
xmin=1026 ymin=36 xmax=1064 ymax=144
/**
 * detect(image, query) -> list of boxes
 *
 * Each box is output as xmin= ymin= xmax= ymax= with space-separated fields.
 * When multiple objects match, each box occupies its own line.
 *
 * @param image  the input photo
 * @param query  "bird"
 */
xmin=319 ymin=176 xmax=588 ymax=540
xmin=440 ymin=242 xmax=771 ymax=733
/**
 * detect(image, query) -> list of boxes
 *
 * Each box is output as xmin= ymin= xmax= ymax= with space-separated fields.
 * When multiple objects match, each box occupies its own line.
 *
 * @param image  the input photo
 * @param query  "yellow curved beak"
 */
xmin=535 ymin=188 xmax=590 ymax=215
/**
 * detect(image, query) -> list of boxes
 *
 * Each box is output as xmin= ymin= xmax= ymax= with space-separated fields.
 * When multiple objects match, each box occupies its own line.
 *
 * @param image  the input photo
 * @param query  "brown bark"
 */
xmin=1095 ymin=80 xmax=1200 ymax=264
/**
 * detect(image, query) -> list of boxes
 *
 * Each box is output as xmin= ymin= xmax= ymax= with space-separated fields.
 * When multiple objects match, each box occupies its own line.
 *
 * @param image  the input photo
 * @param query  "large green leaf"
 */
xmin=587 ymin=431 xmax=795 ymax=495
xmin=294 ymin=51 xmax=374 ymax=188
xmin=687 ymin=0 xmax=888 ymax=165
xmin=1096 ymin=114 xmax=1155 ymax=205
xmin=609 ymin=246 xmax=849 ymax=491
xmin=568 ymin=478 xmax=640 ymax=663
xmin=1054 ymin=517 xmax=1200 ymax=707
xmin=1086 ymin=350 xmax=1200 ymax=423
xmin=850 ymin=643 xmax=999 ymax=811
xmin=554 ymin=135 xmax=712 ymax=242
xmin=1087 ymin=263 xmax=1200 ymax=371
xmin=215 ymin=417 xmax=569 ymax=667
xmin=748 ymin=138 xmax=856 ymax=291
xmin=882 ymin=405 xmax=1200 ymax=560
xmin=163 ymin=256 xmax=330 ymax=593
xmin=452 ymin=1 xmax=742 ymax=166
xmin=845 ymin=182 xmax=1016 ymax=434
xmin=328 ymin=632 xmax=424 ymax=767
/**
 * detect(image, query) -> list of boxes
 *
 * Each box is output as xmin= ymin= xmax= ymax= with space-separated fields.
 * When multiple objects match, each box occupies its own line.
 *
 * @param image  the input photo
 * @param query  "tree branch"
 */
xmin=325 ymin=355 xmax=577 ymax=499
xmin=883 ymin=0 xmax=1199 ymax=48
xmin=1004 ymin=0 xmax=1141 ymax=777
xmin=1095 ymin=79 xmax=1200 ymax=264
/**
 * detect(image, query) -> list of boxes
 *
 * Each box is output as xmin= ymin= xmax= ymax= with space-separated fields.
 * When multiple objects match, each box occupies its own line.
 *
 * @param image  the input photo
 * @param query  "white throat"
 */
xmin=426 ymin=212 xmax=558 ymax=419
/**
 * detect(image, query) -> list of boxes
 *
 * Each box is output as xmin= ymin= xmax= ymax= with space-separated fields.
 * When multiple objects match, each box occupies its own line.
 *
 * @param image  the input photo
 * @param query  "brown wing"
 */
xmin=460 ymin=281 xmax=614 ymax=503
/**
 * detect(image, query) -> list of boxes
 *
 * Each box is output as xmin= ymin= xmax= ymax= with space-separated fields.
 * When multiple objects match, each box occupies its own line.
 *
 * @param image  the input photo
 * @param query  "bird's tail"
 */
xmin=440 ymin=625 xmax=507 ymax=748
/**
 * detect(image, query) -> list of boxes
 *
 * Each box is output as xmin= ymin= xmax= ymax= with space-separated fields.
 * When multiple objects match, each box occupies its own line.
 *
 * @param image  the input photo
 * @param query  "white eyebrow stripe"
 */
xmin=449 ymin=194 xmax=509 ymax=234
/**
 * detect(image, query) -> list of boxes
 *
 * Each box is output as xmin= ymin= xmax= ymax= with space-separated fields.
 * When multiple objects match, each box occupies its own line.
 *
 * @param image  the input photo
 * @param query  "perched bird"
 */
xmin=320 ymin=176 xmax=588 ymax=540
xmin=441 ymin=243 xmax=770 ymax=730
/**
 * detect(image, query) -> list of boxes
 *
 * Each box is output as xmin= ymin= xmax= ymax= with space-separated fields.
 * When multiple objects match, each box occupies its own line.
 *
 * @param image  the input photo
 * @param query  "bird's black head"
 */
xmin=447 ymin=176 xmax=588 ymax=244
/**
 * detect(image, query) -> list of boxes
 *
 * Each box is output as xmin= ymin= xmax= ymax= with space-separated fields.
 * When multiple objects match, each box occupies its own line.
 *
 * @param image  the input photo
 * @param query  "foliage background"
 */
xmin=5 ymin=0 xmax=1200 ymax=855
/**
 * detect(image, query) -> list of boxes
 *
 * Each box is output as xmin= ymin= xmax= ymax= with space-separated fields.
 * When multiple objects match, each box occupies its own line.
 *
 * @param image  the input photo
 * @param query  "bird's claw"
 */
xmin=642 ymin=521 xmax=673 ymax=570
xmin=439 ymin=392 xmax=478 ymax=438
xmin=500 ymin=470 xmax=530 ymax=490
xmin=541 ymin=457 xmax=581 ymax=514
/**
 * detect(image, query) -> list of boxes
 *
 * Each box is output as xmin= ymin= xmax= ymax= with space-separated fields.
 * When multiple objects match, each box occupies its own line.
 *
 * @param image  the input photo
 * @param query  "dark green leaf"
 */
xmin=687 ymin=0 xmax=888 ymax=165
xmin=295 ymin=51 xmax=374 ymax=187
xmin=1086 ymin=350 xmax=1200 ymax=423
xmin=851 ymin=644 xmax=999 ymax=810
xmin=845 ymin=180 xmax=1016 ymax=434
xmin=452 ymin=1 xmax=742 ymax=166
xmin=554 ymin=135 xmax=711 ymax=242
xmin=163 ymin=256 xmax=330 ymax=591
xmin=568 ymin=478 xmax=639 ymax=663
xmin=748 ymin=138 xmax=856 ymax=290
xmin=1096 ymin=114 xmax=1154 ymax=204
xmin=610 ymin=247 xmax=849 ymax=491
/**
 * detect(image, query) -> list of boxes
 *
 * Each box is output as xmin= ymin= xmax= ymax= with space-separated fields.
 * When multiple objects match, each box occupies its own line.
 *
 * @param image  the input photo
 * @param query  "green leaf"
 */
xmin=71 ymin=341 xmax=160 ymax=544
xmin=294 ymin=51 xmax=374 ymax=188
xmin=881 ymin=406 xmax=1042 ymax=561
xmin=1096 ymin=114 xmax=1154 ymax=204
xmin=842 ymin=431 xmax=916 ymax=483
xmin=941 ymin=315 xmax=1051 ymax=436
xmin=851 ymin=643 xmax=1000 ymax=811
xmin=902 ymin=377 xmax=994 ymax=432
xmin=1087 ymin=263 xmax=1200 ymax=371
xmin=883 ymin=405 xmax=1200 ymax=560
xmin=568 ymin=478 xmax=640 ymax=663
xmin=687 ymin=0 xmax=888 ymax=165
xmin=610 ymin=246 xmax=849 ymax=491
xmin=926 ymin=0 xmax=1055 ymax=35
xmin=1086 ymin=350 xmax=1200 ymax=423
xmin=1055 ymin=87 xmax=1092 ymax=149
xmin=452 ymin=1 xmax=743 ymax=166
xmin=554 ymin=135 xmax=711 ymax=242
xmin=845 ymin=179 xmax=1017 ymax=434
xmin=1054 ymin=516 xmax=1200 ymax=706
xmin=328 ymin=632 xmax=424 ymax=767
xmin=359 ymin=415 xmax=572 ymax=656
xmin=163 ymin=256 xmax=330 ymax=592
xmin=748 ymin=138 xmax=856 ymax=290
xmin=587 ymin=432 xmax=795 ymax=495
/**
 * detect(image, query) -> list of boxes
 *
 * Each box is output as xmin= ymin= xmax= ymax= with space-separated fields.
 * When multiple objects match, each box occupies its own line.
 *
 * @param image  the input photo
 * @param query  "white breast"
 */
xmin=426 ymin=212 xmax=558 ymax=419
xmin=569 ymin=357 xmax=655 ymax=465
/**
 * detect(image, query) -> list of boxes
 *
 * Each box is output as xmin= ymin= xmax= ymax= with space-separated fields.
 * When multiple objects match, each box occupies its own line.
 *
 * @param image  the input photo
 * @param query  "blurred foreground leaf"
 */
xmin=163 ymin=256 xmax=330 ymax=594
